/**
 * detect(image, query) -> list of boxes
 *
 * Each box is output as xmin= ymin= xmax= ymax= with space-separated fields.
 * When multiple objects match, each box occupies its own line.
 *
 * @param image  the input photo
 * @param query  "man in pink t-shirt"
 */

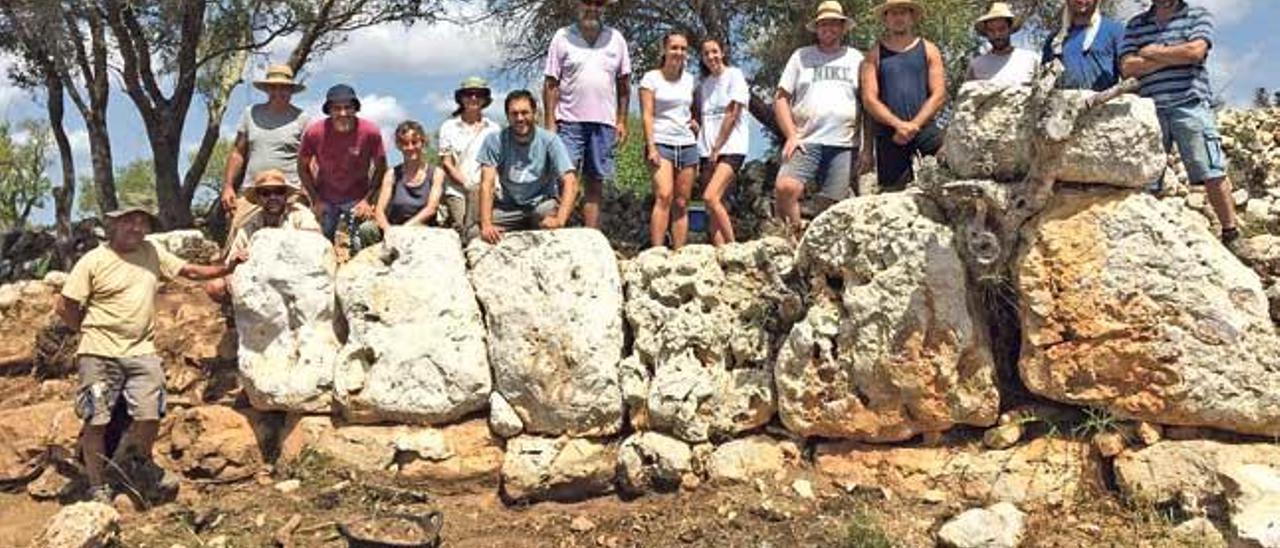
xmin=543 ymin=0 xmax=631 ymax=229
xmin=298 ymin=84 xmax=388 ymax=240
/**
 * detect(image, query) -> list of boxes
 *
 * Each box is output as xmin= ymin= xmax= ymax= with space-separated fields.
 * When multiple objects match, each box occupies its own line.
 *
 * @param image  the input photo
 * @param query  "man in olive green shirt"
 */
xmin=58 ymin=207 xmax=244 ymax=503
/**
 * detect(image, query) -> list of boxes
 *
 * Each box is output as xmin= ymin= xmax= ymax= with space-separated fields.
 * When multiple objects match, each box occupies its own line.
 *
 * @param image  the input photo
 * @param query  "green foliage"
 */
xmin=78 ymin=159 xmax=158 ymax=217
xmin=0 ymin=120 xmax=53 ymax=230
xmin=842 ymin=504 xmax=894 ymax=548
xmin=614 ymin=115 xmax=649 ymax=195
xmin=1071 ymin=406 xmax=1124 ymax=439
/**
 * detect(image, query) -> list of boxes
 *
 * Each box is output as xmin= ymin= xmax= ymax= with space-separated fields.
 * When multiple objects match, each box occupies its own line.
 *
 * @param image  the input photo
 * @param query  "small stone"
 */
xmin=25 ymin=466 xmax=73 ymax=500
xmin=42 ymin=271 xmax=67 ymax=288
xmin=487 ymin=392 xmax=524 ymax=439
xmin=1188 ymin=192 xmax=1208 ymax=210
xmin=1134 ymin=422 xmax=1163 ymax=446
xmin=1234 ymin=189 xmax=1251 ymax=207
xmin=680 ymin=473 xmax=701 ymax=492
xmin=274 ymin=479 xmax=301 ymax=493
xmin=792 ymin=479 xmax=815 ymax=500
xmin=937 ymin=502 xmax=1027 ymax=548
xmin=1093 ymin=432 xmax=1126 ymax=458
xmin=31 ymin=502 xmax=120 ymax=548
xmin=1221 ymin=464 xmax=1280 ymax=548
xmin=982 ymin=423 xmax=1023 ymax=450
xmin=922 ymin=489 xmax=948 ymax=504
xmin=206 ymin=536 xmax=229 ymax=548
xmin=1170 ymin=517 xmax=1226 ymax=548
xmin=570 ymin=516 xmax=597 ymax=533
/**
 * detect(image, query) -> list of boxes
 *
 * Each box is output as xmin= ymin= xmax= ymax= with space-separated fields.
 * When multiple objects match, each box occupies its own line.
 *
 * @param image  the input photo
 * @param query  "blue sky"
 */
xmin=2 ymin=0 xmax=1277 ymax=225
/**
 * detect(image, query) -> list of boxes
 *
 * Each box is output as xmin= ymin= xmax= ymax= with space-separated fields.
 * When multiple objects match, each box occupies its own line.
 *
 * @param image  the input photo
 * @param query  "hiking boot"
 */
xmin=113 ymin=458 xmax=179 ymax=505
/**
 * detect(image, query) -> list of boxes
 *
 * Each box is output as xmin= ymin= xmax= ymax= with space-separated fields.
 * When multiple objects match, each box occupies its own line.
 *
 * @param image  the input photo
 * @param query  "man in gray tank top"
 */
xmin=860 ymin=0 xmax=946 ymax=191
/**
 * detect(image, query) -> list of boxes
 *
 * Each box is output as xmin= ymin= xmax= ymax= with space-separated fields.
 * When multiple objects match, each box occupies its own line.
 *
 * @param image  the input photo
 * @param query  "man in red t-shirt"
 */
xmin=298 ymin=84 xmax=388 ymax=240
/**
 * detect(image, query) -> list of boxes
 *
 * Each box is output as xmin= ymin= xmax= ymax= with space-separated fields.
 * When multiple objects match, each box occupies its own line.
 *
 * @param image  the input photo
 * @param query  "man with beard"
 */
xmin=297 ymin=84 xmax=387 ymax=242
xmin=1121 ymin=0 xmax=1241 ymax=244
xmin=543 ymin=0 xmax=631 ymax=229
xmin=966 ymin=2 xmax=1038 ymax=85
xmin=860 ymin=0 xmax=946 ymax=191
xmin=477 ymin=90 xmax=579 ymax=244
xmin=1042 ymin=0 xmax=1125 ymax=91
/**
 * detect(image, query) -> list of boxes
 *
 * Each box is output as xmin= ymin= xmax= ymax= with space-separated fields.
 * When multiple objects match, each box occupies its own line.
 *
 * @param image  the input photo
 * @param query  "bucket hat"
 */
xmin=454 ymin=76 xmax=493 ymax=109
xmin=322 ymin=84 xmax=361 ymax=115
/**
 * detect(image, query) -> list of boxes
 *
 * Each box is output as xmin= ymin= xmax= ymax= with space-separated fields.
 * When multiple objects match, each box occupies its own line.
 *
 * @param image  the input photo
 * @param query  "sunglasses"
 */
xmin=258 ymin=187 xmax=289 ymax=197
xmin=581 ymin=0 xmax=606 ymax=7
xmin=460 ymin=90 xmax=487 ymax=98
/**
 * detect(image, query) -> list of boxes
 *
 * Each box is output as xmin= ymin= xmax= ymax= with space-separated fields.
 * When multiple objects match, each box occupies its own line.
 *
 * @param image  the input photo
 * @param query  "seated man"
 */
xmin=476 ymin=90 xmax=579 ymax=244
xmin=205 ymin=169 xmax=320 ymax=302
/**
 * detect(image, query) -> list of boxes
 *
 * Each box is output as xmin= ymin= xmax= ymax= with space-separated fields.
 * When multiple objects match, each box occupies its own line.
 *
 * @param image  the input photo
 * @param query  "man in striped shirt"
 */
xmin=1120 ymin=0 xmax=1240 ymax=244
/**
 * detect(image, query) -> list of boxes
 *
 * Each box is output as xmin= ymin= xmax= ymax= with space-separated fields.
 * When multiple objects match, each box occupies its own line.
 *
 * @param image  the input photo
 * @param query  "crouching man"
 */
xmin=58 ymin=207 xmax=245 ymax=504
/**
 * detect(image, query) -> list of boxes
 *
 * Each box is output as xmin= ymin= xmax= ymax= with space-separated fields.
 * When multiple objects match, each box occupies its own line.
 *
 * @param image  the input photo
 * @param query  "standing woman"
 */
xmin=640 ymin=32 xmax=698 ymax=249
xmin=696 ymin=38 xmax=750 ymax=246
xmin=372 ymin=121 xmax=446 ymax=241
xmin=439 ymin=77 xmax=502 ymax=237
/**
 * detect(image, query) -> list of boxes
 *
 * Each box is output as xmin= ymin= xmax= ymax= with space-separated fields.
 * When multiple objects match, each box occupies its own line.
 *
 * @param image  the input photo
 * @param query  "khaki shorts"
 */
xmin=75 ymin=355 xmax=166 ymax=426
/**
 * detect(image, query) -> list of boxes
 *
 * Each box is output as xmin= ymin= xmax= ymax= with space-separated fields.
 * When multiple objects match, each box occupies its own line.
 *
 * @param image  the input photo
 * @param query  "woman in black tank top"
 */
xmin=372 ymin=121 xmax=446 ymax=240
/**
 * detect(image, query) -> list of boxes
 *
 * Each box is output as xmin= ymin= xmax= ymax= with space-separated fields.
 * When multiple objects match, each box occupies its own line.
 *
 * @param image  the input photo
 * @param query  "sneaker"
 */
xmin=114 ymin=458 xmax=179 ymax=505
xmin=1221 ymin=226 xmax=1242 ymax=247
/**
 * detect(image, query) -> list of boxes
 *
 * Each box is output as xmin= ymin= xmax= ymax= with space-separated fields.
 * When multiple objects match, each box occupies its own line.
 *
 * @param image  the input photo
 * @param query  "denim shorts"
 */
xmin=558 ymin=121 xmax=616 ymax=182
xmin=657 ymin=143 xmax=699 ymax=169
xmin=777 ymin=145 xmax=855 ymax=201
xmin=1157 ymin=100 xmax=1227 ymax=184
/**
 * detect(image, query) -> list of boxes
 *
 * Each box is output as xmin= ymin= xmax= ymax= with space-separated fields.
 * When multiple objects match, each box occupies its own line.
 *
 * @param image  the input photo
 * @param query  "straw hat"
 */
xmin=252 ymin=64 xmax=305 ymax=93
xmin=873 ymin=0 xmax=926 ymax=20
xmin=454 ymin=76 xmax=493 ymax=109
xmin=103 ymin=207 xmax=157 ymax=228
xmin=806 ymin=1 xmax=853 ymax=32
xmin=243 ymin=170 xmax=299 ymax=206
xmin=974 ymin=2 xmax=1022 ymax=35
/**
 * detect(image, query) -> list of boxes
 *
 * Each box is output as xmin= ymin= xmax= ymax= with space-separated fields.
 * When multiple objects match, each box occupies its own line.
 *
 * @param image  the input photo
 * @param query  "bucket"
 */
xmin=688 ymin=202 xmax=708 ymax=233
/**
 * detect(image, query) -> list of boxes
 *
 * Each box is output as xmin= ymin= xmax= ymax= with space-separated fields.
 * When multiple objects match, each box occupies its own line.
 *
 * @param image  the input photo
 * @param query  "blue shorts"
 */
xmin=777 ymin=145 xmax=855 ymax=201
xmin=657 ymin=143 xmax=699 ymax=169
xmin=1157 ymin=100 xmax=1227 ymax=184
xmin=558 ymin=121 xmax=616 ymax=182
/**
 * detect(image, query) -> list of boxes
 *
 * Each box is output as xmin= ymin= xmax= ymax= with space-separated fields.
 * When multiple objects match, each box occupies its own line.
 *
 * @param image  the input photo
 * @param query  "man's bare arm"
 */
xmin=543 ymin=77 xmax=560 ymax=130
xmin=56 ymin=296 xmax=83 ymax=331
xmin=911 ymin=41 xmax=948 ymax=127
xmin=1139 ymin=39 xmax=1209 ymax=66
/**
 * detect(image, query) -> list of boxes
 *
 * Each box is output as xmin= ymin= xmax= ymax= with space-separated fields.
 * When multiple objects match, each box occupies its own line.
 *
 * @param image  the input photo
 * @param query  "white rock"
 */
xmin=29 ymin=502 xmax=120 ymax=548
xmin=943 ymin=81 xmax=1164 ymax=186
xmin=41 ymin=270 xmax=67 ymax=289
xmin=232 ymin=230 xmax=339 ymax=412
xmin=467 ymin=229 xmax=624 ymax=437
xmin=1222 ymin=464 xmax=1280 ymax=547
xmin=1017 ymin=190 xmax=1280 ymax=436
xmin=501 ymin=436 xmax=616 ymax=502
xmin=621 ymin=240 xmax=800 ymax=443
xmin=1113 ymin=440 xmax=1280 ymax=510
xmin=334 ymin=228 xmax=490 ymax=424
xmin=274 ymin=479 xmax=301 ymax=493
xmin=1171 ymin=517 xmax=1226 ymax=548
xmin=792 ymin=479 xmax=815 ymax=500
xmin=617 ymin=431 xmax=694 ymax=495
xmin=936 ymin=502 xmax=1027 ymax=548
xmin=488 ymin=391 xmax=523 ymax=439
xmin=0 ymin=283 xmax=18 ymax=311
xmin=146 ymin=229 xmax=220 ymax=262
xmin=776 ymin=193 xmax=1000 ymax=441
xmin=704 ymin=435 xmax=795 ymax=483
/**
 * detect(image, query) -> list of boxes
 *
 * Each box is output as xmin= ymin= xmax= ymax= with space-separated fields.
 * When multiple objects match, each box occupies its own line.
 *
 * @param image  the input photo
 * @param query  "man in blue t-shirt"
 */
xmin=1041 ymin=0 xmax=1125 ymax=91
xmin=477 ymin=89 xmax=579 ymax=244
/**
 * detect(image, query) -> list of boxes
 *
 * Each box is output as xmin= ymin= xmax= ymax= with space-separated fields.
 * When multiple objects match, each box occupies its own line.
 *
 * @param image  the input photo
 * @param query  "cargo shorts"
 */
xmin=1157 ymin=99 xmax=1228 ymax=184
xmin=75 ymin=355 xmax=166 ymax=426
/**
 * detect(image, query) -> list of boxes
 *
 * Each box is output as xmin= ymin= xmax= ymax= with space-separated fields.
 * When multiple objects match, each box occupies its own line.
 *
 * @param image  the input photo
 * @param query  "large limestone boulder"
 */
xmin=621 ymin=239 xmax=801 ymax=442
xmin=943 ymin=81 xmax=1164 ymax=185
xmin=1222 ymin=464 xmax=1280 ymax=547
xmin=1113 ymin=440 xmax=1280 ymax=512
xmin=233 ymin=230 xmax=339 ymax=412
xmin=0 ymin=402 xmax=80 ymax=482
xmin=1017 ymin=190 xmax=1280 ymax=436
xmin=500 ymin=436 xmax=616 ymax=503
xmin=467 ymin=229 xmax=624 ymax=437
xmin=616 ymin=432 xmax=695 ymax=494
xmin=816 ymin=438 xmax=1103 ymax=507
xmin=335 ymin=228 xmax=490 ymax=425
xmin=775 ymin=194 xmax=1000 ymax=441
xmin=704 ymin=435 xmax=799 ymax=484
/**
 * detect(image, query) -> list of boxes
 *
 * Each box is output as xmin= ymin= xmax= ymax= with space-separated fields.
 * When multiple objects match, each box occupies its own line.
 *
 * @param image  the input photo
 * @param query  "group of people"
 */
xmin=56 ymin=0 xmax=1241 ymax=505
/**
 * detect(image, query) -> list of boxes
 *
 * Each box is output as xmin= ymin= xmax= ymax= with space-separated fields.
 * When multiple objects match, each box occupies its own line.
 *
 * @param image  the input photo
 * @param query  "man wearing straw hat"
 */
xmin=543 ymin=0 xmax=631 ymax=230
xmin=772 ymin=1 xmax=868 ymax=232
xmin=1041 ymin=0 xmax=1125 ymax=91
xmin=58 ymin=207 xmax=246 ymax=504
xmin=204 ymin=169 xmax=320 ymax=302
xmin=966 ymin=3 xmax=1038 ymax=85
xmin=861 ymin=0 xmax=946 ymax=191
xmin=219 ymin=64 xmax=310 ymax=221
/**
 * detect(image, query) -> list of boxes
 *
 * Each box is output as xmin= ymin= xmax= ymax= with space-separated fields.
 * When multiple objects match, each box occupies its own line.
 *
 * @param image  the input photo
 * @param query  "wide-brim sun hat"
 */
xmin=253 ymin=64 xmax=305 ymax=93
xmin=103 ymin=207 xmax=158 ymax=228
xmin=974 ymin=2 xmax=1022 ymax=35
xmin=244 ymin=170 xmax=299 ymax=206
xmin=806 ymin=0 xmax=854 ymax=32
xmin=874 ymin=0 xmax=926 ymax=20
xmin=454 ymin=76 xmax=494 ymax=109
xmin=322 ymin=84 xmax=361 ymax=115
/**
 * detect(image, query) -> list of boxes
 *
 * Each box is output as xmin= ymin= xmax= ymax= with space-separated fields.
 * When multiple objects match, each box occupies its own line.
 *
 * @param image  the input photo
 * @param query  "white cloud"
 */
xmin=294 ymin=20 xmax=501 ymax=78
xmin=1190 ymin=0 xmax=1255 ymax=25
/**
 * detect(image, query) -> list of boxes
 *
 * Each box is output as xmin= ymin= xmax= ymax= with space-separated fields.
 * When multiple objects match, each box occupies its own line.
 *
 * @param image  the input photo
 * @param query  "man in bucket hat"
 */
xmin=543 ymin=0 xmax=631 ymax=230
xmin=439 ymin=76 xmax=501 ymax=236
xmin=966 ymin=2 xmax=1038 ymax=85
xmin=58 ymin=207 xmax=246 ymax=504
xmin=204 ymin=169 xmax=320 ymax=302
xmin=219 ymin=64 xmax=310 ymax=224
xmin=298 ymin=83 xmax=387 ymax=241
xmin=861 ymin=0 xmax=947 ymax=191
xmin=772 ymin=1 xmax=868 ymax=233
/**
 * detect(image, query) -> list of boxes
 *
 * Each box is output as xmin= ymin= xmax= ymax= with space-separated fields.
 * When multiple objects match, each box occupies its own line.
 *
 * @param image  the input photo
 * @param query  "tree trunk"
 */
xmin=150 ymin=121 xmax=194 ymax=229
xmin=46 ymin=74 xmax=77 ymax=269
xmin=84 ymin=112 xmax=118 ymax=215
